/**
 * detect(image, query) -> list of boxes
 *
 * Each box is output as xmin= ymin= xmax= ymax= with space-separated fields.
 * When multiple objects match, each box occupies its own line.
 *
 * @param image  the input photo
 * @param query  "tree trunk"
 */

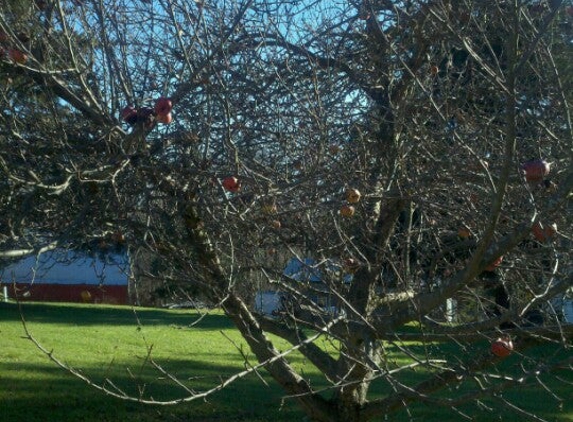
xmin=330 ymin=334 xmax=383 ymax=422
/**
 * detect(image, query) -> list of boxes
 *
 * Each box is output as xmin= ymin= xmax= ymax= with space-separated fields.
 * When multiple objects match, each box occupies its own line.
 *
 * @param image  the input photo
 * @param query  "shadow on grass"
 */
xmin=368 ymin=340 xmax=573 ymax=422
xmin=2 ymin=357 xmax=570 ymax=422
xmin=0 ymin=301 xmax=234 ymax=330
xmin=2 ymin=302 xmax=571 ymax=422
xmin=0 ymin=302 xmax=308 ymax=421
xmin=0 ymin=358 xmax=305 ymax=422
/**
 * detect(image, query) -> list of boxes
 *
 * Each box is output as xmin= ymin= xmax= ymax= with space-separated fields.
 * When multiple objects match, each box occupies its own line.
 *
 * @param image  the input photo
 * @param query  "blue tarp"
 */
xmin=283 ymin=257 xmax=352 ymax=284
xmin=283 ymin=258 xmax=322 ymax=282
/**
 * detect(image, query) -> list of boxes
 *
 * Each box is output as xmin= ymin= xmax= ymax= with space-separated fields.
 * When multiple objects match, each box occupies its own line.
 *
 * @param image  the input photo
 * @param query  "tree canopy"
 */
xmin=1 ymin=1 xmax=572 ymax=421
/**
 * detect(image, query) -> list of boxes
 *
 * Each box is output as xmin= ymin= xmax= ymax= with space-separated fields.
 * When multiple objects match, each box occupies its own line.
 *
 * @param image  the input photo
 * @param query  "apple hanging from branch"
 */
xmin=340 ymin=205 xmax=355 ymax=218
xmin=491 ymin=337 xmax=513 ymax=358
xmin=521 ymin=159 xmax=550 ymax=183
xmin=346 ymin=188 xmax=361 ymax=204
xmin=485 ymin=255 xmax=503 ymax=272
xmin=222 ymin=176 xmax=240 ymax=193
xmin=457 ymin=226 xmax=472 ymax=239
xmin=531 ymin=221 xmax=557 ymax=243
xmin=154 ymin=97 xmax=173 ymax=116
xmin=156 ymin=112 xmax=173 ymax=124
xmin=9 ymin=49 xmax=28 ymax=64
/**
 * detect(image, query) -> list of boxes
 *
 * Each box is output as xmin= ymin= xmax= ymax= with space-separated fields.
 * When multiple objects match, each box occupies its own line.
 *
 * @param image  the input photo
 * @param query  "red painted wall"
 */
xmin=1 ymin=283 xmax=129 ymax=305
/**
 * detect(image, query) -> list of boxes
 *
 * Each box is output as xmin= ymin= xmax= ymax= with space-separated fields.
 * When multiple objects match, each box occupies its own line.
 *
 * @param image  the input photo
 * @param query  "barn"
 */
xmin=0 ymin=249 xmax=130 ymax=304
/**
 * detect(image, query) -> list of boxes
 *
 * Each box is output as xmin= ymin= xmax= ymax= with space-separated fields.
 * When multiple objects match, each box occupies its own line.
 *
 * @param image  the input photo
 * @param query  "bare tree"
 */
xmin=1 ymin=1 xmax=572 ymax=421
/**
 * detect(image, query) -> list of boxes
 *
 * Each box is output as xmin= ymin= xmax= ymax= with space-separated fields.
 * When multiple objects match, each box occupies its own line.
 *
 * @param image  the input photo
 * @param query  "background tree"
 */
xmin=1 ymin=1 xmax=572 ymax=421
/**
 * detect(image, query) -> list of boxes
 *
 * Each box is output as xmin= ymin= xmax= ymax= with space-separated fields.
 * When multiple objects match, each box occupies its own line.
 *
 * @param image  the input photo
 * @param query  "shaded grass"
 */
xmin=0 ymin=302 xmax=571 ymax=421
xmin=0 ymin=302 xmax=307 ymax=422
xmin=370 ymin=339 xmax=572 ymax=422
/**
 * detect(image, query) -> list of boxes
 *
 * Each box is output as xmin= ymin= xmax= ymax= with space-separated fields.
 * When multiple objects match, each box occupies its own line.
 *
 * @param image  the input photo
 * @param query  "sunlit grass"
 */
xmin=1 ymin=302 xmax=571 ymax=422
xmin=1 ymin=302 xmax=307 ymax=422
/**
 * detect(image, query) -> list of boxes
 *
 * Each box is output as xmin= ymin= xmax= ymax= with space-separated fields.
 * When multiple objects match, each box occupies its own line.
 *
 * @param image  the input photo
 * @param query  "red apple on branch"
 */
xmin=340 ymin=205 xmax=355 ymax=218
xmin=156 ymin=112 xmax=173 ymax=124
xmin=522 ymin=159 xmax=550 ymax=182
xmin=532 ymin=221 xmax=557 ymax=243
xmin=154 ymin=97 xmax=173 ymax=116
xmin=485 ymin=255 xmax=503 ymax=272
xmin=9 ymin=49 xmax=27 ymax=64
xmin=457 ymin=226 xmax=472 ymax=239
xmin=346 ymin=188 xmax=361 ymax=204
xmin=491 ymin=337 xmax=513 ymax=358
xmin=222 ymin=176 xmax=240 ymax=193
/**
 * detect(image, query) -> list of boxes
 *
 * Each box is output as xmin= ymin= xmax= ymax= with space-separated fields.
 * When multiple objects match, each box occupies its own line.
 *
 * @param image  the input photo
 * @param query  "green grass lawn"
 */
xmin=0 ymin=302 xmax=309 ymax=422
xmin=0 ymin=302 xmax=571 ymax=421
